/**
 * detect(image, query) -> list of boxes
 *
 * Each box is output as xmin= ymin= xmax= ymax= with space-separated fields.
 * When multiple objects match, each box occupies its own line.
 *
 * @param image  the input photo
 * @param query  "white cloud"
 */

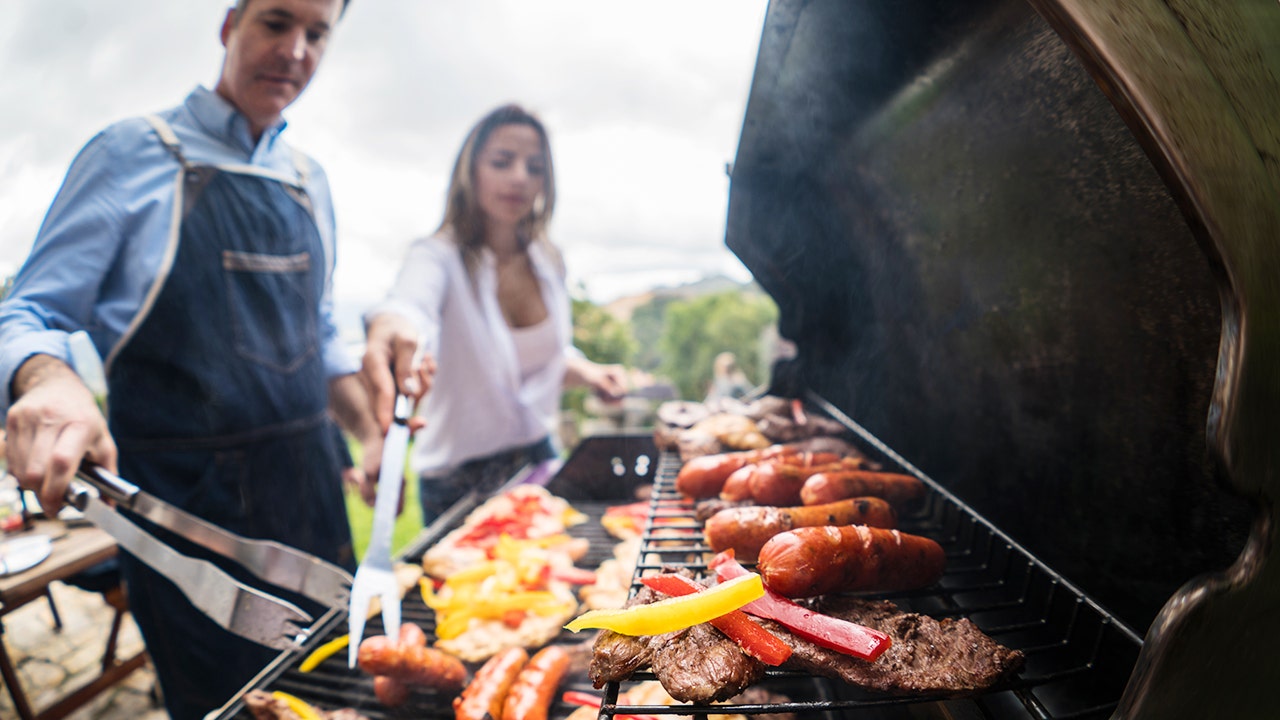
xmin=1 ymin=0 xmax=768 ymax=328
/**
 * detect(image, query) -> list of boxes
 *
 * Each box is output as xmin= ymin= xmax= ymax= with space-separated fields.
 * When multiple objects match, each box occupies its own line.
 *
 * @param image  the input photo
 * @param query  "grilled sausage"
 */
xmin=756 ymin=525 xmax=946 ymax=597
xmin=677 ymin=452 xmax=761 ymax=498
xmin=719 ymin=457 xmax=873 ymax=505
xmin=704 ymin=498 xmax=898 ymax=561
xmin=373 ymin=675 xmax=410 ymax=706
xmin=717 ymin=463 xmax=758 ymax=502
xmin=398 ymin=621 xmax=428 ymax=648
xmin=357 ymin=632 xmax=467 ymax=693
xmin=800 ymin=469 xmax=926 ymax=507
xmin=500 ymin=645 xmax=572 ymax=720
xmin=453 ymin=646 xmax=529 ymax=720
xmin=676 ymin=446 xmax=850 ymax=499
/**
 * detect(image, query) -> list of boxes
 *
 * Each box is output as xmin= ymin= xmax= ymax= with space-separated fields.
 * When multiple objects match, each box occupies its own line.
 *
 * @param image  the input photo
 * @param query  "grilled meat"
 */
xmin=243 ymin=690 xmax=369 ymax=720
xmin=588 ymin=582 xmax=767 ymax=703
xmin=649 ymin=621 xmax=767 ymax=702
xmin=772 ymin=596 xmax=1025 ymax=695
xmin=695 ymin=497 xmax=754 ymax=523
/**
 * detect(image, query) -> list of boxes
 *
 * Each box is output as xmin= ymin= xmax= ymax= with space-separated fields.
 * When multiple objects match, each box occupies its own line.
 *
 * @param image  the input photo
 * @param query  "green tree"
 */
xmin=658 ymin=290 xmax=778 ymax=400
xmin=564 ymin=295 xmax=637 ymax=418
xmin=571 ymin=296 xmax=635 ymax=364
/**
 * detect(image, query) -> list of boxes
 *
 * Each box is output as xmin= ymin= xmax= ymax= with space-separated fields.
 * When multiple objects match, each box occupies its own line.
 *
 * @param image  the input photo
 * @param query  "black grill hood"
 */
xmin=725 ymin=1 xmax=1280 ymax=717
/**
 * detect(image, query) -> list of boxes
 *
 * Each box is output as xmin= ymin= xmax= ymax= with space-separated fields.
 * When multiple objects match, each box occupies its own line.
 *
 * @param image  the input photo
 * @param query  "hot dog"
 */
xmin=704 ymin=498 xmax=898 ymax=561
xmin=357 ymin=627 xmax=467 ymax=693
xmin=676 ymin=446 xmax=850 ymax=499
xmin=453 ymin=646 xmax=529 ymax=720
xmin=756 ymin=525 xmax=946 ymax=597
xmin=676 ymin=449 xmax=778 ymax=499
xmin=800 ymin=470 xmax=926 ymax=507
xmin=373 ymin=675 xmax=410 ymax=707
xmin=719 ymin=456 xmax=874 ymax=505
xmin=500 ymin=645 xmax=572 ymax=720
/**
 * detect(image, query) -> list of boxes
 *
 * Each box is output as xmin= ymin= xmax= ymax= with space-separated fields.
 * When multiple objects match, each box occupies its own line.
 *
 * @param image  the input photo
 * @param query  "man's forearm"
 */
xmin=11 ymin=354 xmax=78 ymax=400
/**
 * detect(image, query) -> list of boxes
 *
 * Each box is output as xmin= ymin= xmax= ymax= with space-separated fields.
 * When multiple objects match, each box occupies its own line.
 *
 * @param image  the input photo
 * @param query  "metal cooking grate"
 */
xmin=214 ymin=421 xmax=1143 ymax=719
xmin=213 ymin=483 xmax=640 ymax=720
xmin=593 ymin=395 xmax=1144 ymax=720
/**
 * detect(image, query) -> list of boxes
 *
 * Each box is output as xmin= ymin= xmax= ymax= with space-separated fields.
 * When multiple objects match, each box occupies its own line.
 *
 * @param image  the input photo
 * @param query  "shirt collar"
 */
xmin=184 ymin=85 xmax=289 ymax=157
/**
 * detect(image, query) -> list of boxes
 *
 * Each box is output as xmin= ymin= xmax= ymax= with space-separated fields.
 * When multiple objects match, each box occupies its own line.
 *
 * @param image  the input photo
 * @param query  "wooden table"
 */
xmin=0 ymin=519 xmax=148 ymax=720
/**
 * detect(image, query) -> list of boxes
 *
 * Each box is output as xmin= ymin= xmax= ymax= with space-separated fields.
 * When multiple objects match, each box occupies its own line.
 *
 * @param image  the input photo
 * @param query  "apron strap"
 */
xmin=290 ymin=147 xmax=311 ymax=186
xmin=144 ymin=114 xmax=188 ymax=166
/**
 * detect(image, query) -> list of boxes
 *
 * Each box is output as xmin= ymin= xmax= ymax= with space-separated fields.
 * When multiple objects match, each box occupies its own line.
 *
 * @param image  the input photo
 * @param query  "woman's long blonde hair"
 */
xmin=436 ymin=104 xmax=560 ymax=280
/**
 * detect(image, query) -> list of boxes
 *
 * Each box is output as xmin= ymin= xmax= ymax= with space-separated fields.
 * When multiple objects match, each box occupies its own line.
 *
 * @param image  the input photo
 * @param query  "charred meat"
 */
xmin=588 ymin=583 xmax=766 ymax=703
xmin=774 ymin=596 xmax=1025 ymax=696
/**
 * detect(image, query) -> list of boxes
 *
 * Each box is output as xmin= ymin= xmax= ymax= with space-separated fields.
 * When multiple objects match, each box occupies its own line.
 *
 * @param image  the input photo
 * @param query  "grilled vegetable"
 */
xmin=640 ymin=573 xmax=792 ymax=665
xmin=297 ymin=634 xmax=349 ymax=673
xmin=564 ymin=572 xmax=764 ymax=635
xmin=710 ymin=550 xmax=891 ymax=661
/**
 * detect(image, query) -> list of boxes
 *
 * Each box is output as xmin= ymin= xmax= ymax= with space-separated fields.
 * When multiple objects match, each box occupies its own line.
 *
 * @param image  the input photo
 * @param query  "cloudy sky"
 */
xmin=0 ymin=0 xmax=768 ymax=339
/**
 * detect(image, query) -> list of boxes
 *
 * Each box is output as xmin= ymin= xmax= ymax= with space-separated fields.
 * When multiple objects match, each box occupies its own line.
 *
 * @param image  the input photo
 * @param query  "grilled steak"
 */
xmin=772 ymin=596 xmax=1025 ymax=695
xmin=649 ymin=621 xmax=767 ymax=702
xmin=588 ymin=579 xmax=766 ymax=703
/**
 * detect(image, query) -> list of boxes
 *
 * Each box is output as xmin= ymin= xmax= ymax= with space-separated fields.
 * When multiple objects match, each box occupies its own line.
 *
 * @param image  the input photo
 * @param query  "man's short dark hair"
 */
xmin=232 ymin=0 xmax=350 ymax=18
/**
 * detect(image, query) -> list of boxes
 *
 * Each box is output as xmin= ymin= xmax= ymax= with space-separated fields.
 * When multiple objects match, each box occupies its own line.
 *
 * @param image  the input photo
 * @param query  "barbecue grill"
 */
xmin=213 ymin=0 xmax=1279 ymax=717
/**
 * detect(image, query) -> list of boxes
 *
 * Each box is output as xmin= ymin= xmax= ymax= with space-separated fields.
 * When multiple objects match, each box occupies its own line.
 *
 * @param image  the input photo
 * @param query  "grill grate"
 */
xmin=593 ymin=396 xmax=1144 ymax=720
xmin=215 ymin=422 xmax=1143 ymax=719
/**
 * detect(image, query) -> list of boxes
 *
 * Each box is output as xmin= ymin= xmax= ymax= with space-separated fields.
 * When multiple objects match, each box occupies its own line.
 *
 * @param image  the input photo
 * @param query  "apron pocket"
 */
xmin=223 ymin=250 xmax=318 ymax=373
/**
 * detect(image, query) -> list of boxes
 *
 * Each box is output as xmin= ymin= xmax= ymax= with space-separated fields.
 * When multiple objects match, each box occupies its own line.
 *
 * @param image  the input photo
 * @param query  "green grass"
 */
xmin=345 ymin=437 xmax=425 ymax=561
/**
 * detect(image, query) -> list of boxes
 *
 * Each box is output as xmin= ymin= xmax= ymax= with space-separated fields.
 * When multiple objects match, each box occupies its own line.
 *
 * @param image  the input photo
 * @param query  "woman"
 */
xmin=363 ymin=104 xmax=627 ymax=525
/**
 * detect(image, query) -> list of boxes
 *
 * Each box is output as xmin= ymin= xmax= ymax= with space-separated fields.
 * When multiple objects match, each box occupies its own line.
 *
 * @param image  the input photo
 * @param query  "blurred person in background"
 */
xmin=705 ymin=351 xmax=754 ymax=403
xmin=363 ymin=103 xmax=628 ymax=526
xmin=0 ymin=1 xmax=407 ymax=716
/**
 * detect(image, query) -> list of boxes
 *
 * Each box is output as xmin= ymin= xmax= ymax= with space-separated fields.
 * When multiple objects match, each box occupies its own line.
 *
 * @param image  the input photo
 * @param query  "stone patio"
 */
xmin=0 ymin=579 xmax=165 ymax=720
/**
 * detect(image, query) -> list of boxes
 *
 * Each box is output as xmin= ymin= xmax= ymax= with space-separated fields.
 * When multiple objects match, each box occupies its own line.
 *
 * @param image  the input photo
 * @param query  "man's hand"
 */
xmin=362 ymin=313 xmax=433 ymax=432
xmin=5 ymin=354 xmax=116 ymax=515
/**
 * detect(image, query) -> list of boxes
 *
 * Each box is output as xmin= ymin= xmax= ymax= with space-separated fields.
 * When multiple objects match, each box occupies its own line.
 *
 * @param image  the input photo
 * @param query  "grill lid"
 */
xmin=725 ymin=1 xmax=1280 ymax=717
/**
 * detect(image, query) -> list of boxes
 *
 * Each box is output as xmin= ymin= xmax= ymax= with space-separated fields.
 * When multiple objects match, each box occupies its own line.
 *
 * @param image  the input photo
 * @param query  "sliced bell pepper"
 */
xmin=640 ymin=573 xmax=791 ymax=666
xmin=709 ymin=550 xmax=891 ymax=661
xmin=564 ymin=572 xmax=764 ymax=635
xmin=549 ymin=565 xmax=598 ymax=585
xmin=297 ymin=633 xmax=349 ymax=672
xmin=434 ymin=591 xmax=574 ymax=639
xmin=561 ymin=691 xmax=662 ymax=720
xmin=271 ymin=691 xmax=323 ymax=720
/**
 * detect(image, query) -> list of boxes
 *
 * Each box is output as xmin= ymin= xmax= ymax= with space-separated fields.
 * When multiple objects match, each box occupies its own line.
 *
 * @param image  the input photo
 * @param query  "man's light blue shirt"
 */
xmin=0 ymin=86 xmax=357 ymax=421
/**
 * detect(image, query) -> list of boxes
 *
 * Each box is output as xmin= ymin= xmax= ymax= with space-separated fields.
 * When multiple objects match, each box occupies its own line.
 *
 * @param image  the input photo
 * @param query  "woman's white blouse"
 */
xmin=365 ymin=233 xmax=573 ymax=477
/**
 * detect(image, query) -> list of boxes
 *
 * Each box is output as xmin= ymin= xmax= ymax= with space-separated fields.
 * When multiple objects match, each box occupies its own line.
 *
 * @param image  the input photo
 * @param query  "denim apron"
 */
xmin=103 ymin=116 xmax=354 ymax=720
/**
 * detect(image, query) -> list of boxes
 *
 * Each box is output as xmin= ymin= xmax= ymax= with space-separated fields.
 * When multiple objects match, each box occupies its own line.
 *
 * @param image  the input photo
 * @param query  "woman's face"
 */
xmin=474 ymin=123 xmax=547 ymax=232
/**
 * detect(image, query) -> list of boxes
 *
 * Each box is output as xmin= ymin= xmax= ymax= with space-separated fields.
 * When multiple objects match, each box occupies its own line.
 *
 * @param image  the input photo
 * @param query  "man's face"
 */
xmin=216 ymin=0 xmax=343 ymax=140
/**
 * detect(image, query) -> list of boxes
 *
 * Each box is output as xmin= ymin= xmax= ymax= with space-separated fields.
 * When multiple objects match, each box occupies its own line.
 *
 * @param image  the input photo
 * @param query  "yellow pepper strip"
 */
xmin=271 ymin=691 xmax=323 ymax=720
xmin=297 ymin=634 xmax=349 ymax=673
xmin=434 ymin=592 xmax=574 ymax=639
xmin=564 ymin=573 xmax=765 ymax=636
xmin=444 ymin=560 xmax=501 ymax=586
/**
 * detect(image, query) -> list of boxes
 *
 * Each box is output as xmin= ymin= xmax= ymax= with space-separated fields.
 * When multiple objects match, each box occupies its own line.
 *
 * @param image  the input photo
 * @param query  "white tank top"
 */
xmin=510 ymin=316 xmax=558 ymax=381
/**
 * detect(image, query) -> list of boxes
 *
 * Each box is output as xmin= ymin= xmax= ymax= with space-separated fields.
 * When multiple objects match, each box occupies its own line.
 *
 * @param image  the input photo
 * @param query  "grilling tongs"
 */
xmin=66 ymin=463 xmax=354 ymax=651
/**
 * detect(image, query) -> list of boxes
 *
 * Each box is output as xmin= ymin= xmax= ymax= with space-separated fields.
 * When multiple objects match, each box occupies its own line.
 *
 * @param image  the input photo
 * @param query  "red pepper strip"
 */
xmin=550 ymin=566 xmax=598 ymax=585
xmin=709 ymin=550 xmax=891 ymax=661
xmin=791 ymin=398 xmax=808 ymax=425
xmin=640 ymin=574 xmax=792 ymax=666
xmin=561 ymin=691 xmax=662 ymax=720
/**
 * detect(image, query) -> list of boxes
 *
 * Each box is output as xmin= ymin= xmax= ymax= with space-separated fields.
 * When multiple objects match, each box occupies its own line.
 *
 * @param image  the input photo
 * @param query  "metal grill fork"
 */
xmin=347 ymin=396 xmax=412 ymax=666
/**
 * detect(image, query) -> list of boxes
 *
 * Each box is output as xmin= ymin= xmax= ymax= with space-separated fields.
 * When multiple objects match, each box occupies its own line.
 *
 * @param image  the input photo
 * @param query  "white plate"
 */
xmin=0 ymin=534 xmax=53 ymax=576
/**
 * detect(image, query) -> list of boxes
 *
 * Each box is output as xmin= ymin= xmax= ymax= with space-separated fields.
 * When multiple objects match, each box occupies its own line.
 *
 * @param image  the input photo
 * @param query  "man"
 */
xmin=0 ymin=1 xmax=400 ymax=716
